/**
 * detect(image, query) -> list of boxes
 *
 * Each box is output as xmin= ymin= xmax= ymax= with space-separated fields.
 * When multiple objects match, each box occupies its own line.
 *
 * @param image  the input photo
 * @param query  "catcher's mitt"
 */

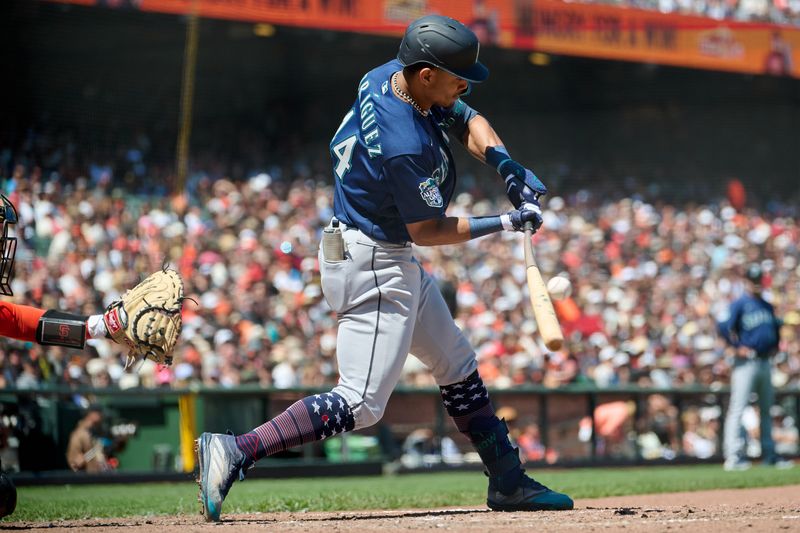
xmin=103 ymin=268 xmax=186 ymax=367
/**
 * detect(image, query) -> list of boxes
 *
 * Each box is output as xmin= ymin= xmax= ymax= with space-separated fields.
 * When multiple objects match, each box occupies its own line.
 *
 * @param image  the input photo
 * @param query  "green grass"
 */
xmin=9 ymin=464 xmax=800 ymax=521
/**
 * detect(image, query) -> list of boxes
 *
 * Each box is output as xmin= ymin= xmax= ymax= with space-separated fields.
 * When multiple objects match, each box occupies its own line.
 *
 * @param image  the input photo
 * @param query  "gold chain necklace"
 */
xmin=392 ymin=72 xmax=429 ymax=117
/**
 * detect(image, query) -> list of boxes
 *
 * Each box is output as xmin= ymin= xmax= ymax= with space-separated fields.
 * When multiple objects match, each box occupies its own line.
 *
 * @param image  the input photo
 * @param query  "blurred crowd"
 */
xmin=579 ymin=0 xmax=800 ymax=26
xmin=570 ymin=396 xmax=799 ymax=461
xmin=1 ymin=158 xmax=799 ymax=396
xmin=0 ymin=143 xmax=800 ymax=396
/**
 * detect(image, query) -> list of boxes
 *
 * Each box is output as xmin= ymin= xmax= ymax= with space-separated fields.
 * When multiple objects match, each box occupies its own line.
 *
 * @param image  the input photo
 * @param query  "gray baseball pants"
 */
xmin=319 ymin=226 xmax=477 ymax=430
xmin=723 ymin=357 xmax=775 ymax=461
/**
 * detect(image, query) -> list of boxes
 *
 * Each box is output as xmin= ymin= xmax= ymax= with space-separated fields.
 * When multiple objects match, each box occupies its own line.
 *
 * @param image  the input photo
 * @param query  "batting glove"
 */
xmin=484 ymin=146 xmax=548 ymax=209
xmin=501 ymin=204 xmax=543 ymax=233
xmin=501 ymin=162 xmax=548 ymax=210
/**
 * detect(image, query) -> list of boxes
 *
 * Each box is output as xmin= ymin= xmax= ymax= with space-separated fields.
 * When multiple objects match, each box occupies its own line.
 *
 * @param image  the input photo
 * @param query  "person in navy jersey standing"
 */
xmin=195 ymin=15 xmax=573 ymax=521
xmin=718 ymin=263 xmax=794 ymax=471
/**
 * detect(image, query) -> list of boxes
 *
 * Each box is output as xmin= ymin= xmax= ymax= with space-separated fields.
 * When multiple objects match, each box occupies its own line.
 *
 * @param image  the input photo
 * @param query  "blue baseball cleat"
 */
xmin=195 ymin=432 xmax=252 ymax=522
xmin=487 ymin=471 xmax=574 ymax=511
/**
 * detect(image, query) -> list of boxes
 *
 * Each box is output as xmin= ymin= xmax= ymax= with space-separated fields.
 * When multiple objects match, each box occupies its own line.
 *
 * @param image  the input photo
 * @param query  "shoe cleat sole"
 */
xmin=195 ymin=436 xmax=213 ymax=520
xmin=488 ymin=489 xmax=574 ymax=512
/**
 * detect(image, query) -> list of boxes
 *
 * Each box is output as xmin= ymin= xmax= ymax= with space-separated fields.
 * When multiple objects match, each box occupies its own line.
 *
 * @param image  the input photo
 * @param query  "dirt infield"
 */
xmin=6 ymin=484 xmax=800 ymax=532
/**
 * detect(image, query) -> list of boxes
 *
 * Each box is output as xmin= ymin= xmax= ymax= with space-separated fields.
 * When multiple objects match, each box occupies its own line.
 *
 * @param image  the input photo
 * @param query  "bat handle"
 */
xmin=523 ymin=221 xmax=535 ymax=265
xmin=524 ymin=220 xmax=534 ymax=238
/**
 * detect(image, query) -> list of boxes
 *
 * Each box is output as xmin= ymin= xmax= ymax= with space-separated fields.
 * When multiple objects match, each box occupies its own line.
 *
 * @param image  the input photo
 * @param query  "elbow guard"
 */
xmin=36 ymin=309 xmax=88 ymax=349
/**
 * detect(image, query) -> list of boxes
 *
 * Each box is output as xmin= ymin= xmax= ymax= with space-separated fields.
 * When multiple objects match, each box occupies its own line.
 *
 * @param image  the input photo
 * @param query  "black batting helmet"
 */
xmin=397 ymin=15 xmax=489 ymax=83
xmin=0 ymin=194 xmax=18 ymax=296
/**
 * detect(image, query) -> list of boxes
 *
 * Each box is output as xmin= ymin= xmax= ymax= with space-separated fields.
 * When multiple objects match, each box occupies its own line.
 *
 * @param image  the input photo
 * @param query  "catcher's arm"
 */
xmin=103 ymin=268 xmax=188 ymax=367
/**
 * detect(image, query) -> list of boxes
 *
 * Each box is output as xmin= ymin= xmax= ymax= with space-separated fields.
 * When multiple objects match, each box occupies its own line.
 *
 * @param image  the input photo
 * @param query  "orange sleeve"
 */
xmin=0 ymin=301 xmax=46 ymax=343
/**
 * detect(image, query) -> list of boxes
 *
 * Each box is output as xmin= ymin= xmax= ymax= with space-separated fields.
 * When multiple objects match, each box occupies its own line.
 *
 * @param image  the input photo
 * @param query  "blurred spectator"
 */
xmin=637 ymin=394 xmax=679 ymax=460
xmin=66 ymin=406 xmax=108 ymax=473
xmin=496 ymin=405 xmax=560 ymax=464
xmin=771 ymin=405 xmax=800 ymax=457
xmin=399 ymin=428 xmax=462 ymax=468
xmin=15 ymin=358 xmax=40 ymax=390
xmin=518 ymin=423 xmax=549 ymax=463
xmin=578 ymin=400 xmax=637 ymax=457
xmin=681 ymin=406 xmax=719 ymax=459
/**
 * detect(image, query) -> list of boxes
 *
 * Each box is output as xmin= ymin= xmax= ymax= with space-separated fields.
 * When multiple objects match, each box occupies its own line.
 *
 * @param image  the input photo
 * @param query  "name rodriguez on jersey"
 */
xmin=359 ymin=79 xmax=383 ymax=159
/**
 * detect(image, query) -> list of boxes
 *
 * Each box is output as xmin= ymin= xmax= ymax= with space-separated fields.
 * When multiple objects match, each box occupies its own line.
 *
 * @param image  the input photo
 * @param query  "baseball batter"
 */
xmin=196 ymin=15 xmax=573 ymax=521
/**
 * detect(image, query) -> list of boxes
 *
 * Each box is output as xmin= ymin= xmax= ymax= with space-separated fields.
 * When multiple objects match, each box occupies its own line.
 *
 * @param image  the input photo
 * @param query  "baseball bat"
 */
xmin=523 ymin=222 xmax=564 ymax=351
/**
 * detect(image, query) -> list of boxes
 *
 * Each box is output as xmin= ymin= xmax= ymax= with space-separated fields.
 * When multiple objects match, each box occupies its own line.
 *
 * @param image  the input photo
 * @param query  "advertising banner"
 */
xmin=507 ymin=0 xmax=799 ymax=77
xmin=46 ymin=0 xmax=800 ymax=78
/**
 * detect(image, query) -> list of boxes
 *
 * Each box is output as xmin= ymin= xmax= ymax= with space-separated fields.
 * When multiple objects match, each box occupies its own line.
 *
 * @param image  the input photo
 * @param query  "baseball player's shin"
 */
xmin=467 ymin=417 xmax=572 ymax=511
xmin=439 ymin=370 xmax=495 ymax=431
xmin=440 ymin=371 xmax=573 ymax=511
xmin=235 ymin=392 xmax=355 ymax=462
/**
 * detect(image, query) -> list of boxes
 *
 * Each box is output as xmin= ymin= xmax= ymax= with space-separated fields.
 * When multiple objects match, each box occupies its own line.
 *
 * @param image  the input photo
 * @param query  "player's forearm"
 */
xmin=0 ymin=301 xmax=107 ymax=348
xmin=463 ymin=115 xmax=504 ymax=162
xmin=408 ymin=215 xmax=512 ymax=246
xmin=408 ymin=217 xmax=474 ymax=246
xmin=0 ymin=301 xmax=45 ymax=342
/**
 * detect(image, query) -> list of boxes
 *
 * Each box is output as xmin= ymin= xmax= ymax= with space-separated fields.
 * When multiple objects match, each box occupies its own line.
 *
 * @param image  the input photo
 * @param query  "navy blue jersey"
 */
xmin=718 ymin=293 xmax=781 ymax=355
xmin=330 ymin=60 xmax=477 ymax=243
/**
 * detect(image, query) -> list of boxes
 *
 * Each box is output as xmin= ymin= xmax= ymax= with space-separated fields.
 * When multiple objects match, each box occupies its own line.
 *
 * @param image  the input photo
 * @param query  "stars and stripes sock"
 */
xmin=439 ymin=370 xmax=496 ymax=433
xmin=234 ymin=391 xmax=355 ymax=463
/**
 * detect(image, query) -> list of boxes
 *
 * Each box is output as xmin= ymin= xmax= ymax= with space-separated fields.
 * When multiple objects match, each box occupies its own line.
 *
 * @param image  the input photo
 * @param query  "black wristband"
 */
xmin=36 ymin=309 xmax=88 ymax=349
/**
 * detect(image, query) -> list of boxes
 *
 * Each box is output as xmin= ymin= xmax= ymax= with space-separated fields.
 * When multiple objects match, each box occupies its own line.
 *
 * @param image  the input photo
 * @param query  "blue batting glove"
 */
xmin=502 ymin=204 xmax=543 ymax=233
xmin=485 ymin=146 xmax=548 ymax=210
xmin=503 ymin=167 xmax=547 ymax=210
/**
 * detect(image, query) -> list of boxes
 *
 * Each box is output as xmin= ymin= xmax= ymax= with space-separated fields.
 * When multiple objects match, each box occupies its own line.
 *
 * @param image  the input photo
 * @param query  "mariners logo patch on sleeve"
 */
xmin=419 ymin=177 xmax=444 ymax=208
